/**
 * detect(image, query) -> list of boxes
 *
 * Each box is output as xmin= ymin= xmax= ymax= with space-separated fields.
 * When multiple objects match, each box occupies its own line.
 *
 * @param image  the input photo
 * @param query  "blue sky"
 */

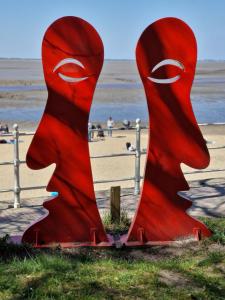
xmin=0 ymin=0 xmax=225 ymax=59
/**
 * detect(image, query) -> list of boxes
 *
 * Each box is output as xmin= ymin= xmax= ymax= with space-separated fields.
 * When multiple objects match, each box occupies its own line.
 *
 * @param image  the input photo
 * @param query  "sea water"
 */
xmin=0 ymin=83 xmax=225 ymax=124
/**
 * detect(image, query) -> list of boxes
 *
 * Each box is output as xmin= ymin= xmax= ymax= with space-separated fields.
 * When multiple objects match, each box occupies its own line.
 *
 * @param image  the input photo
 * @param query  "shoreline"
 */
xmin=1 ymin=121 xmax=225 ymax=133
xmin=0 ymin=59 xmax=225 ymax=128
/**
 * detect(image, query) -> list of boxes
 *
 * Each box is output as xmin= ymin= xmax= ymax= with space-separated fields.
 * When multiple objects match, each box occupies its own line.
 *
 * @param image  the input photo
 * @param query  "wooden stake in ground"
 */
xmin=110 ymin=186 xmax=121 ymax=223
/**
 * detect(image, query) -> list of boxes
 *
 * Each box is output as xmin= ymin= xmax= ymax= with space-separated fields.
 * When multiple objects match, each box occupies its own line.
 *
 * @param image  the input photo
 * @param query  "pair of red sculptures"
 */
xmin=21 ymin=16 xmax=211 ymax=247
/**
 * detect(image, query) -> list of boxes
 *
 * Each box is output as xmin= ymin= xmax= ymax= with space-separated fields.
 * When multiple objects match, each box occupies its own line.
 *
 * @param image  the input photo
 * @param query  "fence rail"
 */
xmin=0 ymin=120 xmax=143 ymax=208
xmin=0 ymin=121 xmax=224 ymax=209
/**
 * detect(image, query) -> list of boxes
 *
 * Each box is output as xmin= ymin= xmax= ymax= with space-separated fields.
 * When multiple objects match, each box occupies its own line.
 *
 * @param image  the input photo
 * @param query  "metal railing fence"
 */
xmin=1 ymin=121 xmax=224 ymax=209
xmin=0 ymin=119 xmax=143 ymax=208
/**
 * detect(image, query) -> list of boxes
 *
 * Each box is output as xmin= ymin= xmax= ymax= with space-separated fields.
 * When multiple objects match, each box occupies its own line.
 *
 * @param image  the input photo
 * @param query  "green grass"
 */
xmin=102 ymin=209 xmax=131 ymax=235
xmin=0 ymin=217 xmax=225 ymax=300
xmin=199 ymin=216 xmax=225 ymax=244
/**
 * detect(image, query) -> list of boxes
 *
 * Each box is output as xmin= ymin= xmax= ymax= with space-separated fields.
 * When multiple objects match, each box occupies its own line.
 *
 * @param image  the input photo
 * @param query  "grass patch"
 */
xmin=199 ymin=216 xmax=225 ymax=244
xmin=102 ymin=209 xmax=131 ymax=235
xmin=0 ymin=217 xmax=224 ymax=300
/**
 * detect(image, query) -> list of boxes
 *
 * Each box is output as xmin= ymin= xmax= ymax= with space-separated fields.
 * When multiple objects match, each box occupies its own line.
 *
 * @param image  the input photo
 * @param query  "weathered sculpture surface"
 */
xmin=22 ymin=16 xmax=110 ymax=247
xmin=124 ymin=17 xmax=211 ymax=245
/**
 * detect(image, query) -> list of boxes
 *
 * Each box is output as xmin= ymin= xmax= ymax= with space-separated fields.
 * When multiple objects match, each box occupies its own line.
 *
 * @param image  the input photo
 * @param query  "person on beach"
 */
xmin=91 ymin=124 xmax=96 ymax=139
xmin=3 ymin=124 xmax=9 ymax=133
xmin=0 ymin=123 xmax=9 ymax=134
xmin=107 ymin=116 xmax=114 ymax=137
xmin=126 ymin=142 xmax=136 ymax=152
xmin=88 ymin=122 xmax=92 ymax=142
xmin=96 ymin=124 xmax=104 ymax=140
xmin=123 ymin=119 xmax=131 ymax=129
xmin=88 ymin=122 xmax=96 ymax=141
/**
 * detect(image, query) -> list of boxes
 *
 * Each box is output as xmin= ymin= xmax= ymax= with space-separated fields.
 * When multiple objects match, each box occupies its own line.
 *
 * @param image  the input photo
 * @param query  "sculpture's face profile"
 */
xmin=25 ymin=17 xmax=105 ymax=170
xmin=136 ymin=17 xmax=209 ymax=168
xmin=125 ymin=17 xmax=211 ymax=245
xmin=22 ymin=17 xmax=110 ymax=246
xmin=42 ymin=16 xmax=104 ymax=107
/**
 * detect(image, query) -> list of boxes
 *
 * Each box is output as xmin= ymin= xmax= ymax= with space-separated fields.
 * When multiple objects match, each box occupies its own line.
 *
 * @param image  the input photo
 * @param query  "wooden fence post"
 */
xmin=110 ymin=186 xmax=121 ymax=223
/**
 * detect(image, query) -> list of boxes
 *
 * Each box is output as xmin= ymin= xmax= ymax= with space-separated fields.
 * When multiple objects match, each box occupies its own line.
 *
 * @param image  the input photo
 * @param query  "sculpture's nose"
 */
xmin=26 ymin=117 xmax=57 ymax=170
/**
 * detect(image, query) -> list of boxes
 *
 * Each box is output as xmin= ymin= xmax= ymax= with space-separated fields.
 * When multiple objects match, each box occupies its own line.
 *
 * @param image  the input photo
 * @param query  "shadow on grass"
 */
xmin=1 ymin=249 xmax=225 ymax=300
xmin=1 ymin=217 xmax=225 ymax=299
xmin=2 ymin=248 xmax=224 ymax=300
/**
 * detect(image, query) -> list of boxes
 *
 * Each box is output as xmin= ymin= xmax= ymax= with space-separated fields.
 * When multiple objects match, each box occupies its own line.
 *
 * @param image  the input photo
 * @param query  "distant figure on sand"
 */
xmin=91 ymin=124 xmax=96 ymax=139
xmin=96 ymin=124 xmax=104 ymax=139
xmin=0 ymin=122 xmax=2 ymax=135
xmin=123 ymin=119 xmax=131 ymax=129
xmin=88 ymin=122 xmax=96 ymax=141
xmin=0 ymin=123 xmax=9 ymax=134
xmin=88 ymin=122 xmax=92 ymax=141
xmin=107 ymin=116 xmax=114 ymax=137
xmin=126 ymin=142 xmax=136 ymax=152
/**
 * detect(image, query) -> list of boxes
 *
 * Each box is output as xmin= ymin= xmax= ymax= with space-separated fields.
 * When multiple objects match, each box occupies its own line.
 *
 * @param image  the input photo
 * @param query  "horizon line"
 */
xmin=0 ymin=57 xmax=225 ymax=62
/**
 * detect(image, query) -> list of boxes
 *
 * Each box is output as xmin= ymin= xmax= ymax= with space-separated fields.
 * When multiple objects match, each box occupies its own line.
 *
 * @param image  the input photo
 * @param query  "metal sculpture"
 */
xmin=123 ymin=17 xmax=212 ymax=245
xmin=21 ymin=16 xmax=211 ymax=248
xmin=22 ymin=16 xmax=111 ymax=247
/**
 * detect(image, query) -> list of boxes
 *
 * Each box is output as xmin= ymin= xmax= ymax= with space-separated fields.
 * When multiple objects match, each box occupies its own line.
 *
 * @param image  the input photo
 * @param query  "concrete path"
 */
xmin=0 ymin=178 xmax=225 ymax=238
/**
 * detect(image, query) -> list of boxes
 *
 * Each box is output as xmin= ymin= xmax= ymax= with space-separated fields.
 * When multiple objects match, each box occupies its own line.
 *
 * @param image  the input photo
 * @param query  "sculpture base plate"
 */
xmin=119 ymin=233 xmax=200 ymax=247
xmin=9 ymin=234 xmax=114 ymax=248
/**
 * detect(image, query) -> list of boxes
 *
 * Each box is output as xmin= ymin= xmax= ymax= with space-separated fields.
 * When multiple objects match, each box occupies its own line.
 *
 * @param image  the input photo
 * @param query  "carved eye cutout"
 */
xmin=53 ymin=58 xmax=88 ymax=83
xmin=148 ymin=59 xmax=184 ymax=84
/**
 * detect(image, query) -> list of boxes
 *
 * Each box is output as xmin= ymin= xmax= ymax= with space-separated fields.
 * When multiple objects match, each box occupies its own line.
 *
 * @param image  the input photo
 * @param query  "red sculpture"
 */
xmin=21 ymin=16 xmax=211 ymax=248
xmin=124 ymin=17 xmax=212 ymax=245
xmin=22 ymin=16 xmax=111 ymax=247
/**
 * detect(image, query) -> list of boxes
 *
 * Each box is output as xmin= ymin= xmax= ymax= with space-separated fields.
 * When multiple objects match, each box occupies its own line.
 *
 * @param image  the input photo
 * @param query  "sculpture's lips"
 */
xmin=148 ymin=59 xmax=184 ymax=84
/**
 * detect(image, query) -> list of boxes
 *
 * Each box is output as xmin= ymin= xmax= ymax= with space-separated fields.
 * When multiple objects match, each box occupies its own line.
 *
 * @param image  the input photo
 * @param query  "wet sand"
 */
xmin=0 ymin=59 xmax=225 ymax=130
